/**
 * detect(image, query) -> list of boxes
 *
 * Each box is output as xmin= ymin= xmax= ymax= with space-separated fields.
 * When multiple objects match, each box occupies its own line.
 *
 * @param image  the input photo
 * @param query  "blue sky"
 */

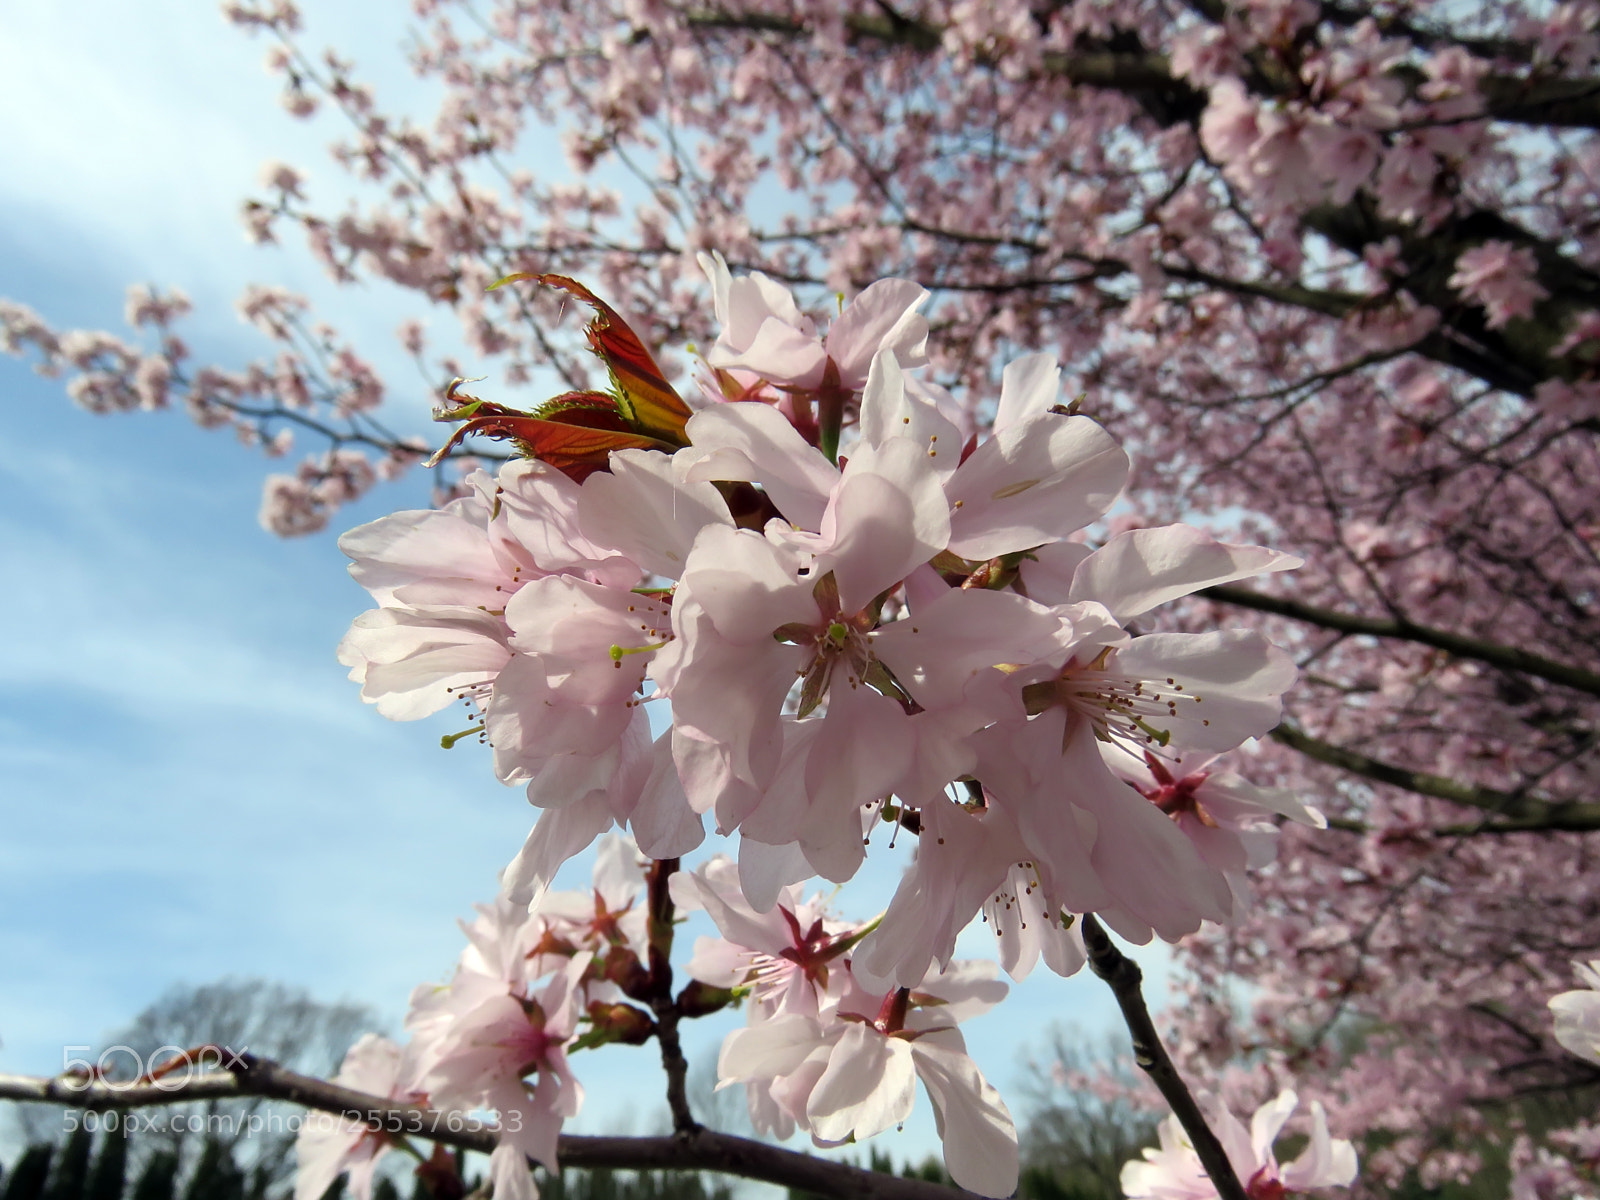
xmin=0 ymin=0 xmax=1176 ymax=1179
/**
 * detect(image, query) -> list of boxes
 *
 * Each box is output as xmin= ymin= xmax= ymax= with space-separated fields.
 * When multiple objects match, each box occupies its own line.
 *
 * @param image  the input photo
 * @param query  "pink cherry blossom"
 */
xmin=417 ymin=955 xmax=592 ymax=1200
xmin=1101 ymin=744 xmax=1326 ymax=907
xmin=698 ymin=251 xmax=929 ymax=392
xmin=851 ymin=792 xmax=1085 ymax=991
xmin=670 ymin=854 xmax=855 ymax=1017
xmin=1122 ymin=1090 xmax=1358 ymax=1200
xmin=293 ymin=1035 xmax=414 ymax=1200
xmin=1549 ymin=962 xmax=1600 ymax=1067
xmin=716 ymin=963 xmax=1017 ymax=1196
xmin=1447 ymin=241 xmax=1550 ymax=329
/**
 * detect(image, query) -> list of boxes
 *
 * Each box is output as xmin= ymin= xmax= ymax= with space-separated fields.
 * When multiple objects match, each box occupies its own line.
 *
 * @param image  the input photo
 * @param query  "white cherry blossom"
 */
xmin=1122 ymin=1091 xmax=1358 ymax=1200
xmin=1550 ymin=961 xmax=1600 ymax=1066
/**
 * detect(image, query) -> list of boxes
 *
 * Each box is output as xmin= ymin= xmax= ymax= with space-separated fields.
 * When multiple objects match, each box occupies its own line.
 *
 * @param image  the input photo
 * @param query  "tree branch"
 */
xmin=1270 ymin=722 xmax=1600 ymax=828
xmin=1324 ymin=813 xmax=1600 ymax=836
xmin=1202 ymin=585 xmax=1600 ymax=697
xmin=642 ymin=858 xmax=697 ymax=1135
xmin=686 ymin=9 xmax=1600 ymax=129
xmin=1080 ymin=915 xmax=1247 ymax=1200
xmin=1475 ymin=74 xmax=1600 ymax=130
xmin=0 ymin=1062 xmax=962 ymax=1200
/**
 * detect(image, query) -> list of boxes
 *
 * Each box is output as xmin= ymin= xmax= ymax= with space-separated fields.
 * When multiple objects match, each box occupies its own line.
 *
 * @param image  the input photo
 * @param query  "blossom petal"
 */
xmin=807 ymin=1024 xmax=917 ymax=1142
xmin=1068 ymin=524 xmax=1302 ymax=622
xmin=631 ymin=731 xmax=707 ymax=858
xmin=946 ymin=413 xmax=1128 ymax=559
xmin=708 ymin=316 xmax=828 ymax=387
xmin=502 ymin=797 xmax=615 ymax=906
xmin=910 ymin=1031 xmax=1019 ymax=1198
xmin=1250 ymin=1089 xmax=1299 ymax=1168
xmin=682 ymin=402 xmax=838 ymax=530
xmin=872 ymin=586 xmax=1070 ymax=710
xmin=857 ymin=350 xmax=960 ymax=477
xmin=488 ymin=1142 xmax=539 ymax=1200
xmin=578 ymin=448 xmax=732 ymax=579
xmin=1551 ymin=987 xmax=1600 ymax=1066
xmin=1112 ymin=630 xmax=1297 ymax=753
xmin=738 ymin=838 xmax=813 ymax=913
xmin=717 ymin=1012 xmax=822 ymax=1083
xmin=681 ymin=524 xmax=819 ymax=645
xmin=819 ymin=447 xmax=947 ymax=613
xmin=993 ymin=352 xmax=1061 ymax=434
xmin=1281 ymin=1100 xmax=1359 ymax=1190
xmin=826 ymin=279 xmax=930 ymax=383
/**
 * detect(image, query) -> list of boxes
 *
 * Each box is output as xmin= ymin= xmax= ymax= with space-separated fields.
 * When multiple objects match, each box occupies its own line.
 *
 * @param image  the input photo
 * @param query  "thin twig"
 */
xmin=1080 ymin=915 xmax=1248 ymax=1200
xmin=643 ymin=858 xmax=698 ymax=1135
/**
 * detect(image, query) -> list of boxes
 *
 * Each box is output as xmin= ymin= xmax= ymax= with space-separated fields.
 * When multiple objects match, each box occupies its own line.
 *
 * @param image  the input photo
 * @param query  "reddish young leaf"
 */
xmin=429 ymin=385 xmax=667 ymax=481
xmin=491 ymin=272 xmax=693 ymax=445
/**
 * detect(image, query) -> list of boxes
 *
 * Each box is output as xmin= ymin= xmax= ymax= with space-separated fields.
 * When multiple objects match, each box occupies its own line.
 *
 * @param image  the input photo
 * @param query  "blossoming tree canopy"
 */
xmin=324 ymin=260 xmax=1330 ymax=1197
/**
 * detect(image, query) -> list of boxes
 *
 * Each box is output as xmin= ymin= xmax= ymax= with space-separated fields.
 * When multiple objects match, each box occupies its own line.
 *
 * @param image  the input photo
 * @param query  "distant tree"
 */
xmin=179 ymin=1140 xmax=243 ymax=1200
xmin=1 ymin=1146 xmax=53 ymax=1200
xmin=1020 ymin=1033 xmax=1163 ymax=1200
xmin=788 ymin=1146 xmax=950 ymax=1200
xmin=126 ymin=1151 xmax=177 ymax=1200
xmin=42 ymin=1130 xmax=92 ymax=1200
xmin=105 ymin=979 xmax=379 ymax=1192
xmin=84 ymin=1131 xmax=128 ymax=1200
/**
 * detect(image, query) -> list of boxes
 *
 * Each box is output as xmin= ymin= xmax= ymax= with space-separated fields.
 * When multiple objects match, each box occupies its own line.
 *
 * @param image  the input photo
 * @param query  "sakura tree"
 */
xmin=2 ymin=0 xmax=1598 ymax=1196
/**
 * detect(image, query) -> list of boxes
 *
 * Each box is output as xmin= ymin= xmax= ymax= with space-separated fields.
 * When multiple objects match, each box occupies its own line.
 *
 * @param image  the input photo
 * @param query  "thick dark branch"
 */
xmin=687 ymin=8 xmax=1600 ymax=128
xmin=0 ymin=1063 xmax=961 ymax=1200
xmin=1161 ymin=265 xmax=1362 ymax=320
xmin=1202 ymin=585 xmax=1600 ymax=697
xmin=1301 ymin=200 xmax=1600 ymax=395
xmin=1080 ymin=915 xmax=1247 ymax=1200
xmin=1476 ymin=74 xmax=1600 ymax=129
xmin=1324 ymin=813 xmax=1600 ymax=835
xmin=1167 ymin=261 xmax=1548 ymax=398
xmin=1271 ymin=722 xmax=1600 ymax=828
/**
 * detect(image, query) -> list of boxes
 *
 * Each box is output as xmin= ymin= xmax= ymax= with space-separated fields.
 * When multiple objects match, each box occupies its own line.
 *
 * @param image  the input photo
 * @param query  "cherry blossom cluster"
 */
xmin=1122 ymin=1091 xmax=1358 ymax=1200
xmin=293 ymin=838 xmax=641 ymax=1200
xmin=675 ymin=855 xmax=1020 ymax=1195
xmin=291 ymin=831 xmax=1359 ymax=1200
xmin=338 ymin=256 xmax=1319 ymax=967
xmin=327 ymin=258 xmax=1342 ymax=1196
xmin=294 ymin=834 xmax=1024 ymax=1195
